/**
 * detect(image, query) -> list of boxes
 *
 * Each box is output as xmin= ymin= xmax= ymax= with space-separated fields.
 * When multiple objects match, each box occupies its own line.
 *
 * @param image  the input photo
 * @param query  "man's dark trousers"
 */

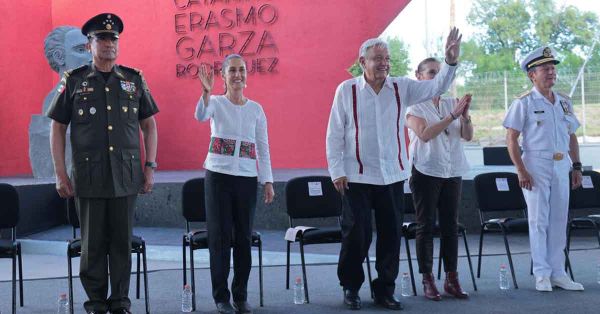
xmin=75 ymin=195 xmax=137 ymax=312
xmin=337 ymin=181 xmax=404 ymax=297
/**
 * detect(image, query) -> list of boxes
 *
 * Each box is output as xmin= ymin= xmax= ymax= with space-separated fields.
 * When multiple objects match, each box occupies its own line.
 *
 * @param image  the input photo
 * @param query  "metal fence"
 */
xmin=453 ymin=66 xmax=600 ymax=145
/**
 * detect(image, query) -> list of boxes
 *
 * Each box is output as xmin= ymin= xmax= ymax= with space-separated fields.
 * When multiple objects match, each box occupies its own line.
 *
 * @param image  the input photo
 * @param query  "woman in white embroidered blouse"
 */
xmin=405 ymin=57 xmax=473 ymax=301
xmin=195 ymin=54 xmax=274 ymax=314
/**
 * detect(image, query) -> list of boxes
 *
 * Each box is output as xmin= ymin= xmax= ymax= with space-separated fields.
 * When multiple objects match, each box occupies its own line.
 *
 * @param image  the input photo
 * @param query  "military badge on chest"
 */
xmin=120 ymin=80 xmax=136 ymax=94
xmin=76 ymin=81 xmax=95 ymax=94
xmin=559 ymin=100 xmax=571 ymax=116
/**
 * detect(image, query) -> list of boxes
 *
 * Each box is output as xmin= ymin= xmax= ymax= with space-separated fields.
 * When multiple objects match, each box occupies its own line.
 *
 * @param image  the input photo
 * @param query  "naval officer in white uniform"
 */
xmin=503 ymin=46 xmax=584 ymax=292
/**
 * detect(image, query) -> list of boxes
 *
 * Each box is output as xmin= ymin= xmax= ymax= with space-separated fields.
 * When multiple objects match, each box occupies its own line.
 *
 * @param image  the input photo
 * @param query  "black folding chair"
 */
xmin=66 ymin=197 xmax=149 ymax=314
xmin=0 ymin=183 xmax=23 ymax=314
xmin=402 ymin=192 xmax=477 ymax=296
xmin=474 ymin=172 xmax=528 ymax=289
xmin=567 ymin=170 xmax=600 ymax=279
xmin=181 ymin=177 xmax=263 ymax=311
xmin=284 ymin=176 xmax=373 ymax=303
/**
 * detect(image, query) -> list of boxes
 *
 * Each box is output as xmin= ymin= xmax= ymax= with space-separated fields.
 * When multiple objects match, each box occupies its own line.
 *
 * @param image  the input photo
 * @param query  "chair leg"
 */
xmin=564 ymin=249 xmax=574 ymax=281
xmin=136 ymin=251 xmax=141 ymax=299
xmin=258 ymin=239 xmax=264 ymax=307
xmin=286 ymin=241 xmax=291 ymax=290
xmin=365 ymin=255 xmax=374 ymax=299
xmin=404 ymin=235 xmax=417 ymax=296
xmin=68 ymin=252 xmax=74 ymax=314
xmin=17 ymin=243 xmax=23 ymax=307
xmin=501 ymin=228 xmax=518 ymax=289
xmin=299 ymin=241 xmax=309 ymax=303
xmin=530 ymin=259 xmax=533 ymax=276
xmin=190 ymin=246 xmax=196 ymax=312
xmin=12 ymin=254 xmax=16 ymax=314
xmin=142 ymin=242 xmax=150 ymax=314
xmin=437 ymin=241 xmax=443 ymax=280
xmin=477 ymin=227 xmax=485 ymax=278
xmin=182 ymin=236 xmax=188 ymax=287
xmin=462 ymin=230 xmax=477 ymax=291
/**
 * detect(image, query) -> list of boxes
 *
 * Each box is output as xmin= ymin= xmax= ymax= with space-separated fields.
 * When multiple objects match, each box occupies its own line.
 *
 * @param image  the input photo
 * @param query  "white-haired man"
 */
xmin=326 ymin=28 xmax=462 ymax=310
xmin=504 ymin=46 xmax=584 ymax=292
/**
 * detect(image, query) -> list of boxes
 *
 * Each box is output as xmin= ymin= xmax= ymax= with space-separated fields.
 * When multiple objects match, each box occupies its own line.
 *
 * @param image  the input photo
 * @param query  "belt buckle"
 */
xmin=553 ymin=153 xmax=564 ymax=161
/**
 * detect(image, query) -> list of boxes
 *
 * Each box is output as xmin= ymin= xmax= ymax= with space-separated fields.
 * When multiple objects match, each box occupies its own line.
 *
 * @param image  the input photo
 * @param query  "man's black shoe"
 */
xmin=343 ymin=289 xmax=361 ymax=310
xmin=110 ymin=309 xmax=132 ymax=314
xmin=216 ymin=302 xmax=236 ymax=314
xmin=374 ymin=294 xmax=403 ymax=310
xmin=233 ymin=301 xmax=253 ymax=314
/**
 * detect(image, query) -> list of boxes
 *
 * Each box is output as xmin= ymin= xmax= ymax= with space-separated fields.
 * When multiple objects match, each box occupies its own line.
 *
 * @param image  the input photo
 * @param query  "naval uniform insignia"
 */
xmin=82 ymin=81 xmax=88 ymax=87
xmin=559 ymin=100 xmax=570 ymax=115
xmin=90 ymin=107 xmax=97 ymax=115
xmin=133 ymin=107 xmax=138 ymax=114
xmin=78 ymin=109 xmax=84 ymax=116
xmin=122 ymin=106 xmax=128 ymax=113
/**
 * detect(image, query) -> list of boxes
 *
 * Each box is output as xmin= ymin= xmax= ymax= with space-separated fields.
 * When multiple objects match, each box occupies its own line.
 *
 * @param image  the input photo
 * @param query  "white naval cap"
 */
xmin=520 ymin=46 xmax=560 ymax=72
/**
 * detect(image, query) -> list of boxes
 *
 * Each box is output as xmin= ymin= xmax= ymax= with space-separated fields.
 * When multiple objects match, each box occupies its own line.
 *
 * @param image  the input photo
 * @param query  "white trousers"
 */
xmin=522 ymin=153 xmax=570 ymax=278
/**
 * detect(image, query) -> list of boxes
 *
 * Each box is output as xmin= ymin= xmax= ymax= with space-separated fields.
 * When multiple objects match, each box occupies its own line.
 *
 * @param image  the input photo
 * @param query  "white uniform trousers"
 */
xmin=522 ymin=152 xmax=570 ymax=278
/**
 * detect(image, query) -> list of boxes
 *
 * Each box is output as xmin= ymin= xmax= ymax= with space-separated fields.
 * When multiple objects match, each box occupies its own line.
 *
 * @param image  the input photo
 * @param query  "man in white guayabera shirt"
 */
xmin=326 ymin=28 xmax=462 ymax=311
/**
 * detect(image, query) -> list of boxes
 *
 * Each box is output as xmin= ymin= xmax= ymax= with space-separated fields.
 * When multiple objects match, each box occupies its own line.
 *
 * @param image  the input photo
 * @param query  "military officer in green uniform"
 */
xmin=48 ymin=13 xmax=159 ymax=314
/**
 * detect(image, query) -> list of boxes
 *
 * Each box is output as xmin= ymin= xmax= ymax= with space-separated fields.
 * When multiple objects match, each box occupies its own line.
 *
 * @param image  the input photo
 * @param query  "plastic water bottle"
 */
xmin=57 ymin=293 xmax=69 ymax=314
xmin=401 ymin=272 xmax=411 ymax=296
xmin=293 ymin=276 xmax=306 ymax=304
xmin=499 ymin=264 xmax=510 ymax=290
xmin=181 ymin=284 xmax=193 ymax=312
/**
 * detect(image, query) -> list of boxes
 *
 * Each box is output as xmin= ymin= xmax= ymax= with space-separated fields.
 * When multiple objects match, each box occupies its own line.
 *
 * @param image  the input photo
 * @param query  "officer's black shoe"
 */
xmin=216 ymin=302 xmax=235 ymax=314
xmin=343 ymin=289 xmax=361 ymax=310
xmin=109 ymin=308 xmax=132 ymax=314
xmin=233 ymin=301 xmax=253 ymax=314
xmin=374 ymin=294 xmax=403 ymax=310
xmin=87 ymin=312 xmax=107 ymax=314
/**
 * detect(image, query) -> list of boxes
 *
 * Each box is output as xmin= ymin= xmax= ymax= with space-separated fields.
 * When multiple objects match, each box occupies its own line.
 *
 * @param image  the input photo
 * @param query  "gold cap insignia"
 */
xmin=106 ymin=23 xmax=112 ymax=30
xmin=543 ymin=47 xmax=552 ymax=57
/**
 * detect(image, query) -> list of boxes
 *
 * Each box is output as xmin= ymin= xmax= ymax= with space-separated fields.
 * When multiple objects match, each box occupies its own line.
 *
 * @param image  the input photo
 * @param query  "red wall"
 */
xmin=0 ymin=0 xmax=410 ymax=176
xmin=0 ymin=1 xmax=54 ymax=176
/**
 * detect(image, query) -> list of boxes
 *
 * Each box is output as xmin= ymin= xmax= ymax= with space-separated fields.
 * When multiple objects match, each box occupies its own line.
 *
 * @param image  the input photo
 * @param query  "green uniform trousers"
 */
xmin=75 ymin=195 xmax=137 ymax=313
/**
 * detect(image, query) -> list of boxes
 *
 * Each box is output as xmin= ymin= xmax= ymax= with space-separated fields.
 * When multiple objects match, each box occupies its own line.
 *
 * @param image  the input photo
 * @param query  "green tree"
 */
xmin=463 ymin=0 xmax=599 ymax=74
xmin=348 ymin=37 xmax=411 ymax=77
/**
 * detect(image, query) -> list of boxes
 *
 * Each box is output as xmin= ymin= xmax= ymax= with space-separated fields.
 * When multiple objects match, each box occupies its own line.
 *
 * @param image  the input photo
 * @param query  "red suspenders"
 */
xmin=393 ymin=82 xmax=404 ymax=171
xmin=351 ymin=84 xmax=364 ymax=174
xmin=351 ymin=82 xmax=405 ymax=175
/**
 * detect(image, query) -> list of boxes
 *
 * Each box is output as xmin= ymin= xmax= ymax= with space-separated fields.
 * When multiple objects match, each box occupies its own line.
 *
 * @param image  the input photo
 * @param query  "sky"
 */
xmin=381 ymin=0 xmax=600 ymax=71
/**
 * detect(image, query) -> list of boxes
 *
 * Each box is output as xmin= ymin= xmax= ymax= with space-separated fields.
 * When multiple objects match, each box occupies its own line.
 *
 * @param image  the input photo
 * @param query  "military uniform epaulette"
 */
xmin=62 ymin=64 xmax=89 ymax=78
xmin=118 ymin=65 xmax=143 ymax=76
xmin=557 ymin=91 xmax=571 ymax=100
xmin=516 ymin=90 xmax=532 ymax=99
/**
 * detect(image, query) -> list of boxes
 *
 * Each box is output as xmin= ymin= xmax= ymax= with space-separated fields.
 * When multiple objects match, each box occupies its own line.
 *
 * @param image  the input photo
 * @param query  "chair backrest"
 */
xmin=474 ymin=172 xmax=526 ymax=212
xmin=0 ymin=183 xmax=19 ymax=230
xmin=182 ymin=177 xmax=206 ymax=223
xmin=482 ymin=146 xmax=515 ymax=166
xmin=570 ymin=170 xmax=600 ymax=210
xmin=285 ymin=176 xmax=342 ymax=219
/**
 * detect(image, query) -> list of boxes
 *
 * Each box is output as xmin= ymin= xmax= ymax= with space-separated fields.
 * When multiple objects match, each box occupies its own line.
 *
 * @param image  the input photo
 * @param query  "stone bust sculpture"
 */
xmin=30 ymin=26 xmax=91 ymax=178
xmin=42 ymin=26 xmax=91 ymax=114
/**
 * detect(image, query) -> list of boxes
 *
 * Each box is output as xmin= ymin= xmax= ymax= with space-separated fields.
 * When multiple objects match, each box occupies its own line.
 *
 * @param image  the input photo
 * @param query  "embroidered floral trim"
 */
xmin=209 ymin=137 xmax=236 ymax=156
xmin=239 ymin=141 xmax=257 ymax=159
